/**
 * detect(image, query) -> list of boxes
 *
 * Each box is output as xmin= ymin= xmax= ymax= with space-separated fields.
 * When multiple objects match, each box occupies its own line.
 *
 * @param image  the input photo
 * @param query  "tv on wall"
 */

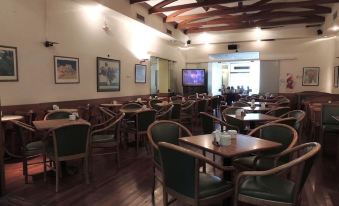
xmin=182 ymin=69 xmax=205 ymax=86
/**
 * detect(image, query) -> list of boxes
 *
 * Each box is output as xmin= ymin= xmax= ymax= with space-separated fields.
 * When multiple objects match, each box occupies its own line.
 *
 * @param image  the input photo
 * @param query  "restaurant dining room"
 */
xmin=1 ymin=0 xmax=339 ymax=205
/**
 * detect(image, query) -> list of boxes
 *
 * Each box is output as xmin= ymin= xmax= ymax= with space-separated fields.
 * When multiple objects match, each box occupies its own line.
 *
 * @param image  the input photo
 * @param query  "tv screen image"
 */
xmin=182 ymin=69 xmax=205 ymax=86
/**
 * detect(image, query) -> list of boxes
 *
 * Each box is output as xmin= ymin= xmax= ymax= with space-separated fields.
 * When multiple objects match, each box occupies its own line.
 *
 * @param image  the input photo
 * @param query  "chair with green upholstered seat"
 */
xmin=269 ymin=117 xmax=297 ymax=127
xmin=156 ymin=105 xmax=174 ymax=120
xmin=44 ymin=110 xmax=73 ymax=120
xmin=319 ymin=104 xmax=339 ymax=147
xmin=180 ymin=100 xmax=195 ymax=129
xmin=222 ymin=107 xmax=247 ymax=134
xmin=43 ymin=122 xmax=91 ymax=192
xmin=11 ymin=120 xmax=45 ymax=184
xmin=234 ymin=142 xmax=321 ymax=206
xmin=147 ymin=120 xmax=192 ymax=204
xmin=159 ymin=142 xmax=234 ymax=206
xmin=90 ymin=112 xmax=125 ymax=168
xmin=171 ymin=103 xmax=181 ymax=122
xmin=129 ymin=109 xmax=156 ymax=153
xmin=265 ymin=107 xmax=290 ymax=117
xmin=232 ymin=123 xmax=298 ymax=171
xmin=280 ymin=110 xmax=306 ymax=135
xmin=200 ymin=112 xmax=238 ymax=134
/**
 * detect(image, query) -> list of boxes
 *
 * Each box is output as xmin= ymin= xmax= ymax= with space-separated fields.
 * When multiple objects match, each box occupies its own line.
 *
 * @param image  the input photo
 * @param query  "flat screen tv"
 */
xmin=182 ymin=69 xmax=205 ymax=86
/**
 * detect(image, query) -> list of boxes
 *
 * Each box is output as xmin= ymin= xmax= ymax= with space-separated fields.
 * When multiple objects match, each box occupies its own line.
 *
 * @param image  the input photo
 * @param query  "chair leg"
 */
xmin=116 ymin=146 xmax=120 ymax=169
xmin=152 ymin=166 xmax=156 ymax=206
xmin=55 ymin=161 xmax=60 ymax=192
xmin=84 ymin=157 xmax=89 ymax=184
xmin=22 ymin=158 xmax=28 ymax=184
xmin=43 ymin=154 xmax=47 ymax=183
xmin=163 ymin=186 xmax=168 ymax=206
xmin=136 ymin=133 xmax=139 ymax=154
xmin=202 ymin=150 xmax=206 ymax=173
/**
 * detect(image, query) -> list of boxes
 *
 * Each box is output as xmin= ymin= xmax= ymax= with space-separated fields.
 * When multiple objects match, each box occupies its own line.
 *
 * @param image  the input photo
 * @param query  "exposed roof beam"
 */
xmin=166 ymin=0 xmax=338 ymax=22
xmin=185 ymin=16 xmax=325 ymax=33
xmin=150 ymin=0 xmax=250 ymax=14
xmin=150 ymin=0 xmax=177 ymax=12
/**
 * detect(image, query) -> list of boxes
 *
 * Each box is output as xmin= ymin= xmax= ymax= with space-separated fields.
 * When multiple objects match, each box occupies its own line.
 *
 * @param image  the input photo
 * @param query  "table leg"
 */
xmin=223 ymin=158 xmax=232 ymax=206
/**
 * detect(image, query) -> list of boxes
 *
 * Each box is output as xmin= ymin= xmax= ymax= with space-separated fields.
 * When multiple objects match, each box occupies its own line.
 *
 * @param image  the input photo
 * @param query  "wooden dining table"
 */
xmin=180 ymin=133 xmax=281 ymax=179
xmin=33 ymin=118 xmax=89 ymax=131
xmin=1 ymin=115 xmax=24 ymax=122
xmin=242 ymin=106 xmax=272 ymax=113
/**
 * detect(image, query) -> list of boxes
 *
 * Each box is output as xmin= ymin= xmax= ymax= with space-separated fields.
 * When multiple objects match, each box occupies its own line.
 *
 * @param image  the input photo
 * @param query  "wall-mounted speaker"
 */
xmin=228 ymin=44 xmax=238 ymax=50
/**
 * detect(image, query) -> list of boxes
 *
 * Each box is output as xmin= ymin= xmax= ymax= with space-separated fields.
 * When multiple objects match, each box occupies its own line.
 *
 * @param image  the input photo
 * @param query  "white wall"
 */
xmin=184 ymin=37 xmax=335 ymax=94
xmin=0 ymin=0 xmax=186 ymax=106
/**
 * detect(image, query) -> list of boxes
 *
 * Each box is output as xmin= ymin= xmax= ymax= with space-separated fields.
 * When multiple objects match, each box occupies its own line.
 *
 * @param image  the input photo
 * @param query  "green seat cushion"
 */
xmin=240 ymin=175 xmax=295 ymax=203
xmin=199 ymin=173 xmax=233 ymax=198
xmin=25 ymin=141 xmax=44 ymax=151
xmin=233 ymin=156 xmax=281 ymax=171
xmin=25 ymin=141 xmax=44 ymax=156
xmin=92 ymin=134 xmax=115 ymax=143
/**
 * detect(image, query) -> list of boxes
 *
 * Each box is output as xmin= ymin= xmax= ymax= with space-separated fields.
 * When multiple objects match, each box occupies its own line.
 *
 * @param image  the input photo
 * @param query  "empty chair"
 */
xmin=200 ymin=112 xmax=239 ymax=134
xmin=98 ymin=106 xmax=116 ymax=122
xmin=44 ymin=110 xmax=73 ymax=120
xmin=233 ymin=142 xmax=321 ymax=206
xmin=222 ymin=107 xmax=246 ymax=134
xmin=43 ymin=122 xmax=91 ymax=192
xmin=180 ymin=100 xmax=195 ymax=129
xmin=209 ymin=95 xmax=220 ymax=115
xmin=265 ymin=107 xmax=290 ymax=117
xmin=147 ymin=120 xmax=192 ymax=204
xmin=91 ymin=112 xmax=125 ymax=168
xmin=128 ymin=109 xmax=156 ymax=153
xmin=319 ymin=104 xmax=339 ymax=146
xmin=156 ymin=105 xmax=174 ymax=120
xmin=232 ymin=123 xmax=298 ymax=171
xmin=169 ymin=95 xmax=182 ymax=102
xmin=148 ymin=99 xmax=162 ymax=111
xmin=159 ymin=142 xmax=234 ymax=206
xmin=280 ymin=110 xmax=306 ymax=134
xmin=275 ymin=98 xmax=290 ymax=107
xmin=269 ymin=117 xmax=297 ymax=127
xmin=233 ymin=101 xmax=250 ymax=107
xmin=11 ymin=120 xmax=45 ymax=183
xmin=171 ymin=103 xmax=181 ymax=122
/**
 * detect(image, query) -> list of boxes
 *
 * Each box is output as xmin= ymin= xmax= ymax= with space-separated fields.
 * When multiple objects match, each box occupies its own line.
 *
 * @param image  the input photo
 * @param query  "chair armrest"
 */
xmin=91 ymin=117 xmax=115 ymax=130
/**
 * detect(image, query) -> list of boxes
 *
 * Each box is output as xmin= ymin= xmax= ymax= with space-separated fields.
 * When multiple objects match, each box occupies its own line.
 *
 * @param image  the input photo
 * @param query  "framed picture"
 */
xmin=135 ymin=64 xmax=146 ymax=83
xmin=54 ymin=56 xmax=80 ymax=84
xmin=334 ymin=66 xmax=339 ymax=88
xmin=0 ymin=45 xmax=18 ymax=82
xmin=302 ymin=67 xmax=319 ymax=86
xmin=97 ymin=57 xmax=120 ymax=92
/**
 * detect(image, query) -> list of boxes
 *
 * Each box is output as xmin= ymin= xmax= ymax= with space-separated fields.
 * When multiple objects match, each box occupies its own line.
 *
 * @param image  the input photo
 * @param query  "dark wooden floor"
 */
xmin=0 ymin=129 xmax=338 ymax=206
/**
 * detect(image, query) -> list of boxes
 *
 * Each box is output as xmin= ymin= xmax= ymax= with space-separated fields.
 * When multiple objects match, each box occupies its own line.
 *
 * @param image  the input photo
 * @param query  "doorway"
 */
xmin=150 ymin=56 xmax=176 ymax=95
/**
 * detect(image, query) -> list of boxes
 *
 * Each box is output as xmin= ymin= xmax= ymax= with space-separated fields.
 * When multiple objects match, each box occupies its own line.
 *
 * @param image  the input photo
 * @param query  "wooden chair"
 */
xmin=90 ymin=112 xmax=125 ymax=168
xmin=147 ymin=120 xmax=192 ymax=204
xmin=171 ymin=103 xmax=181 ymax=122
xmin=233 ymin=142 xmax=321 ymax=206
xmin=156 ymin=105 xmax=174 ymax=120
xmin=169 ymin=95 xmax=183 ymax=102
xmin=43 ymin=122 xmax=91 ymax=192
xmin=319 ymin=104 xmax=339 ymax=147
xmin=148 ymin=99 xmax=163 ymax=111
xmin=10 ymin=120 xmax=45 ymax=183
xmin=44 ymin=110 xmax=73 ymax=120
xmin=265 ymin=107 xmax=290 ymax=117
xmin=232 ymin=123 xmax=298 ymax=171
xmin=200 ymin=112 xmax=239 ymax=133
xmin=98 ymin=106 xmax=116 ymax=122
xmin=128 ymin=109 xmax=156 ymax=153
xmin=180 ymin=100 xmax=195 ymax=129
xmin=222 ymin=107 xmax=247 ymax=134
xmin=280 ymin=110 xmax=306 ymax=135
xmin=159 ymin=142 xmax=234 ymax=206
xmin=233 ymin=101 xmax=250 ymax=107
xmin=269 ymin=117 xmax=297 ymax=127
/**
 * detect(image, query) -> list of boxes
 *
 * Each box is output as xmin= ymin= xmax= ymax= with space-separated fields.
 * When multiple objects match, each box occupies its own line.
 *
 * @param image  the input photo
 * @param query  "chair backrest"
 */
xmin=44 ymin=110 xmax=73 ymax=120
xmin=233 ymin=101 xmax=249 ymax=107
xmin=170 ymin=95 xmax=182 ymax=101
xmin=270 ymin=117 xmax=297 ymax=127
xmin=171 ymin=103 xmax=181 ymax=120
xmin=280 ymin=110 xmax=306 ymax=131
xmin=158 ymin=142 xmax=199 ymax=199
xmin=149 ymin=99 xmax=163 ymax=110
xmin=222 ymin=106 xmax=243 ymax=120
xmin=48 ymin=123 xmax=91 ymax=158
xmin=265 ymin=107 xmax=290 ymax=117
xmin=10 ymin=120 xmax=36 ymax=147
xmin=321 ymin=104 xmax=339 ymax=125
xmin=248 ymin=123 xmax=298 ymax=157
xmin=210 ymin=96 xmax=219 ymax=109
xmin=157 ymin=105 xmax=174 ymax=120
xmin=182 ymin=100 xmax=195 ymax=114
xmin=121 ymin=103 xmax=143 ymax=109
xmin=200 ymin=112 xmax=239 ymax=134
xmin=196 ymin=99 xmax=208 ymax=113
xmin=147 ymin=120 xmax=192 ymax=167
xmin=136 ymin=109 xmax=156 ymax=132
xmin=98 ymin=106 xmax=115 ymax=122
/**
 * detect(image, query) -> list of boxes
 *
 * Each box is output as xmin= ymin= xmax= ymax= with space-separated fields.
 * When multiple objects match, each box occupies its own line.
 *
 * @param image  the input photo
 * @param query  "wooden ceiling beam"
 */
xmin=150 ymin=0 xmax=177 ymax=12
xmin=150 ymin=0 xmax=250 ymax=14
xmin=165 ymin=0 xmax=339 ymax=22
xmin=185 ymin=16 xmax=325 ymax=33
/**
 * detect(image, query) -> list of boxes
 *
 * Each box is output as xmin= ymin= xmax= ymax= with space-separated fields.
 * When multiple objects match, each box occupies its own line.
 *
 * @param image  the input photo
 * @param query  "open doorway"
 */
xmin=150 ymin=56 xmax=177 ymax=95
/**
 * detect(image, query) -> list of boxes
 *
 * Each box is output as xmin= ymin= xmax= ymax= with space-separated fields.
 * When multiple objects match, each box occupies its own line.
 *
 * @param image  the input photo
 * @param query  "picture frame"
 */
xmin=97 ymin=57 xmax=120 ymax=92
xmin=302 ymin=67 xmax=319 ymax=86
xmin=0 ymin=45 xmax=18 ymax=82
xmin=54 ymin=56 xmax=80 ymax=84
xmin=334 ymin=66 xmax=339 ymax=88
xmin=135 ymin=64 xmax=146 ymax=83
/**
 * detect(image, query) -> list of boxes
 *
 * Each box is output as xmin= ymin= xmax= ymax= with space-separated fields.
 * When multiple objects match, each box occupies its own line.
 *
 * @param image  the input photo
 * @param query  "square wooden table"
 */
xmin=33 ymin=118 xmax=89 ymax=130
xmin=180 ymin=133 xmax=281 ymax=180
xmin=226 ymin=113 xmax=279 ymax=122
